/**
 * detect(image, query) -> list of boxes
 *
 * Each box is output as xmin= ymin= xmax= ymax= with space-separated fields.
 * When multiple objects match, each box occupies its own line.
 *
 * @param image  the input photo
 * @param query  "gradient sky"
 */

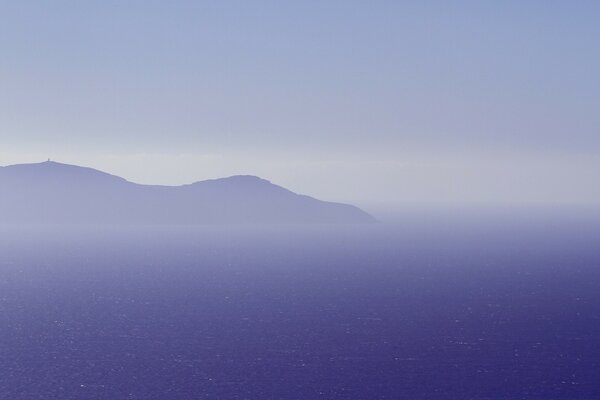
xmin=1 ymin=1 xmax=599 ymax=207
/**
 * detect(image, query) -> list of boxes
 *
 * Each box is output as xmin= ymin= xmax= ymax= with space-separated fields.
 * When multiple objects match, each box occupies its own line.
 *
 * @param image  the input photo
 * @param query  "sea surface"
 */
xmin=1 ymin=209 xmax=600 ymax=399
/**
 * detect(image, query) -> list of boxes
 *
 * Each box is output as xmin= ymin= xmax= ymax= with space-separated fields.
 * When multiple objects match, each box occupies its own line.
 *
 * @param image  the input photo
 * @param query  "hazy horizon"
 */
xmin=2 ymin=1 xmax=599 ymax=207
xmin=4 ymin=3 xmax=600 ymax=398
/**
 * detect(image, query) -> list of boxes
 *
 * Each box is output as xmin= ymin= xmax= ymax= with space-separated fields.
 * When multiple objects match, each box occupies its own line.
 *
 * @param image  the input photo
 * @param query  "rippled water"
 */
xmin=1 ymin=212 xmax=599 ymax=399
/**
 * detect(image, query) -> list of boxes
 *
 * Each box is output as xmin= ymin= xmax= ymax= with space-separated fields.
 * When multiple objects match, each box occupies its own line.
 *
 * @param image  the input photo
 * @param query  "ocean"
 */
xmin=1 ymin=210 xmax=599 ymax=399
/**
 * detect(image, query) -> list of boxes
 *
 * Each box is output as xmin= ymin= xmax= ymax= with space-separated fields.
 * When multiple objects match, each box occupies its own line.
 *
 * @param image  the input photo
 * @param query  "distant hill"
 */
xmin=0 ymin=161 xmax=375 ymax=224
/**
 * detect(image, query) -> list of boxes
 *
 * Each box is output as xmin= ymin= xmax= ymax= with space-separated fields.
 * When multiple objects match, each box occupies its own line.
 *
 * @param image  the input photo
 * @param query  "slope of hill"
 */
xmin=0 ymin=161 xmax=375 ymax=224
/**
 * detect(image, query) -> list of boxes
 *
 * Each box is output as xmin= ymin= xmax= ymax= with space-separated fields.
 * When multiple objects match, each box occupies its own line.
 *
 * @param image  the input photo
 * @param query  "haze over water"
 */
xmin=1 ymin=209 xmax=599 ymax=399
xmin=2 ymin=2 xmax=600 ymax=398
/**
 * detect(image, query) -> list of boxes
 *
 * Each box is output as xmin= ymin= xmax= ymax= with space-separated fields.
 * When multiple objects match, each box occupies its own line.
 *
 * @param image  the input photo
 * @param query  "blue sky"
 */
xmin=1 ymin=1 xmax=599 ymax=206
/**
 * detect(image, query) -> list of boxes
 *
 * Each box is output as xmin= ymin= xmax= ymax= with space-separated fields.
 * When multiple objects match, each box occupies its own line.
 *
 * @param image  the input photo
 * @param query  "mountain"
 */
xmin=0 ymin=161 xmax=375 ymax=224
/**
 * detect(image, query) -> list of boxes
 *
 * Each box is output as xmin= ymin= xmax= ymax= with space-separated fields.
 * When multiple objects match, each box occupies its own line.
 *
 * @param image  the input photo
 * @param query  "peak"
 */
xmin=192 ymin=175 xmax=272 ymax=186
xmin=6 ymin=160 xmax=78 ymax=169
xmin=226 ymin=175 xmax=269 ymax=182
xmin=2 ymin=161 xmax=128 ymax=183
xmin=40 ymin=160 xmax=70 ymax=168
xmin=4 ymin=160 xmax=88 ymax=173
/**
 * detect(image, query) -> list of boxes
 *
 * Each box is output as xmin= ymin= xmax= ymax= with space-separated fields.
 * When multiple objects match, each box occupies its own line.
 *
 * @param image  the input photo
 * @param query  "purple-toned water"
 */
xmin=1 ymin=212 xmax=599 ymax=399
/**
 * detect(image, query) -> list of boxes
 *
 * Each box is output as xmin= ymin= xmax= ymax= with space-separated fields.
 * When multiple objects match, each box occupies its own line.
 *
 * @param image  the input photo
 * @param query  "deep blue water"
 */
xmin=1 ymin=212 xmax=600 ymax=399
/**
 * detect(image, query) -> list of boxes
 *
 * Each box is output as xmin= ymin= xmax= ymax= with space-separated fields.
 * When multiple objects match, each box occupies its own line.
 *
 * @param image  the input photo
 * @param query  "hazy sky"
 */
xmin=1 ymin=1 xmax=599 ymax=207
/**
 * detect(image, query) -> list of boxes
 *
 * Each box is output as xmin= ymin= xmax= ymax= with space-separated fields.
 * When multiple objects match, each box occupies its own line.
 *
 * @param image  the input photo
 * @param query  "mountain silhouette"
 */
xmin=0 ymin=161 xmax=375 ymax=224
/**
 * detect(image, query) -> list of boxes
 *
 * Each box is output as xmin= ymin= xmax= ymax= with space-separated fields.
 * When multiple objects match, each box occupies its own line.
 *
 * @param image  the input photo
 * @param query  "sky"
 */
xmin=1 ymin=1 xmax=599 ymax=208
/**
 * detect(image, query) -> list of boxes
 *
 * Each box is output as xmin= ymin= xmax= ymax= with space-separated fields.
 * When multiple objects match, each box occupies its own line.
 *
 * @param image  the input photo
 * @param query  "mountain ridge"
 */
xmin=0 ymin=161 xmax=375 ymax=224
